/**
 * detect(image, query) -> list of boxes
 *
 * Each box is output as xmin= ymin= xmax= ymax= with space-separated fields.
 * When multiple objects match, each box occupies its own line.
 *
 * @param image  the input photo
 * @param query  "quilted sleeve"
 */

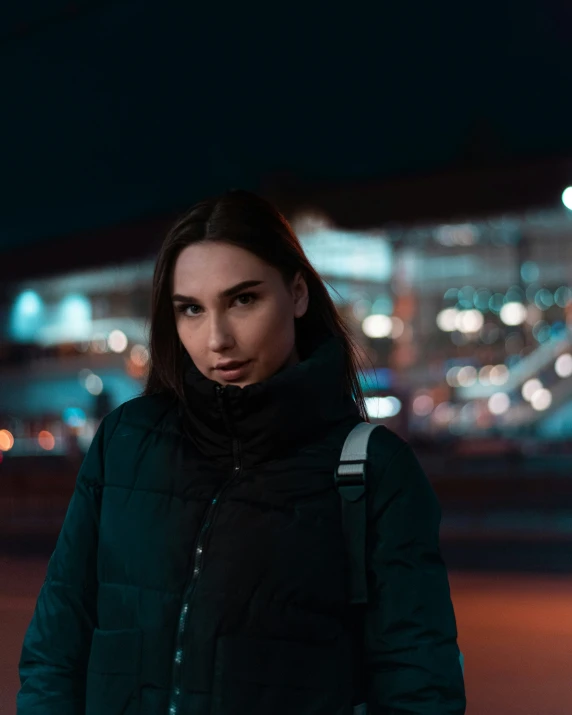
xmin=16 ymin=406 xmax=123 ymax=715
xmin=364 ymin=436 xmax=466 ymax=714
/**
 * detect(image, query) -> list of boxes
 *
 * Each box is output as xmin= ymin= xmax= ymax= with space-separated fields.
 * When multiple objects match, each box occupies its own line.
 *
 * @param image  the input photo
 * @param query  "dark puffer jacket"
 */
xmin=17 ymin=336 xmax=466 ymax=715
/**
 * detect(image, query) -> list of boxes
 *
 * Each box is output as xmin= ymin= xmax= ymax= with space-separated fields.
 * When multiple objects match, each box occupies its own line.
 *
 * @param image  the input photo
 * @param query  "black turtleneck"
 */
xmin=180 ymin=335 xmax=361 ymax=468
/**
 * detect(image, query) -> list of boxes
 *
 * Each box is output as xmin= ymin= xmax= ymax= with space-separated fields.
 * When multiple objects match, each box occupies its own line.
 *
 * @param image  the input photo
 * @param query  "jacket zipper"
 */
xmin=168 ymin=385 xmax=242 ymax=715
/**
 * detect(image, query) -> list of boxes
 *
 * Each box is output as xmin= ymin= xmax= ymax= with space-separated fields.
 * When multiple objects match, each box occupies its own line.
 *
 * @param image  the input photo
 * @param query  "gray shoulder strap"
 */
xmin=338 ymin=422 xmax=379 ymax=481
xmin=335 ymin=422 xmax=379 ymax=605
xmin=338 ymin=422 xmax=466 ymax=691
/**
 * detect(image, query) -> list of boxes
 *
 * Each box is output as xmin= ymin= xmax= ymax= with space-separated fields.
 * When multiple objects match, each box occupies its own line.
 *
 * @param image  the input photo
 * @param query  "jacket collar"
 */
xmin=180 ymin=335 xmax=361 ymax=467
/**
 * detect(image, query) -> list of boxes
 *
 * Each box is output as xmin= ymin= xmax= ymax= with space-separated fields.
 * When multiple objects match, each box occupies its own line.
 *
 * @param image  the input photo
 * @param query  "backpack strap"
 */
xmin=335 ymin=422 xmax=379 ymax=606
xmin=337 ymin=423 xmax=467 ymax=686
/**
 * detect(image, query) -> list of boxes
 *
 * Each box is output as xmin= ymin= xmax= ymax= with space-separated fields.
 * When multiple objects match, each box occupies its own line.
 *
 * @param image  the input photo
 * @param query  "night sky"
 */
xmin=2 ymin=1 xmax=572 ymax=252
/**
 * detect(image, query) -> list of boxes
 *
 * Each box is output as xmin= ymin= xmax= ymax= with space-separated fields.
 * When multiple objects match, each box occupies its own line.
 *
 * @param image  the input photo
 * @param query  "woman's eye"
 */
xmin=177 ymin=293 xmax=257 ymax=318
xmin=178 ymin=304 xmax=201 ymax=317
xmin=235 ymin=292 xmax=256 ymax=306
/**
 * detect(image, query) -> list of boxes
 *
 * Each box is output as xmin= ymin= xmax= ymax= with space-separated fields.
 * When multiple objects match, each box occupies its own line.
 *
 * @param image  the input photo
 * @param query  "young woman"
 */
xmin=17 ymin=191 xmax=466 ymax=715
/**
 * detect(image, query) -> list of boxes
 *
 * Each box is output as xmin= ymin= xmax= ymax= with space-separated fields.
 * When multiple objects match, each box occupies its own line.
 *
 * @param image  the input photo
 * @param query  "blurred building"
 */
xmin=0 ymin=263 xmax=152 ymax=462
xmin=1 ymin=183 xmax=572 ymax=472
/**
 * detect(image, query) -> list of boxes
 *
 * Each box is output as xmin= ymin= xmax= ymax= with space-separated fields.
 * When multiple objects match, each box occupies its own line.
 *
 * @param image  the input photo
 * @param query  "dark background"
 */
xmin=2 ymin=1 xmax=572 ymax=255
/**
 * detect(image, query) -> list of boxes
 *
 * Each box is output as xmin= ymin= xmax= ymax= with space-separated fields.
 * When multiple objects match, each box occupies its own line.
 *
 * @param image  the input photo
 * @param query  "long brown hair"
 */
xmin=144 ymin=190 xmax=368 ymax=420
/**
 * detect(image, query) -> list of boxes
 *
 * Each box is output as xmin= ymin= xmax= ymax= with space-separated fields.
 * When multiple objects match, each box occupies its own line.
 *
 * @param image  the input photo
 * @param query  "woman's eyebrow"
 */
xmin=172 ymin=280 xmax=265 ymax=303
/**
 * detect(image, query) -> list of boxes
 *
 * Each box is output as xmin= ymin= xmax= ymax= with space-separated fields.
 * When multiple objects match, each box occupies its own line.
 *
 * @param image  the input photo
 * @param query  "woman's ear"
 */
xmin=292 ymin=271 xmax=309 ymax=319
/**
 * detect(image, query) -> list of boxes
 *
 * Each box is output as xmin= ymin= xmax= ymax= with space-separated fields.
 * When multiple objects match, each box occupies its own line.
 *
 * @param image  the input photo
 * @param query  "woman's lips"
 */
xmin=215 ymin=361 xmax=252 ymax=381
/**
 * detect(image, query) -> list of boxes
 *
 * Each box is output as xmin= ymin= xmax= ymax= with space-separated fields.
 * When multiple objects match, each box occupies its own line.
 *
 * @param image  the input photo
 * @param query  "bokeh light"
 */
xmin=533 ymin=322 xmax=552 ymax=343
xmin=63 ymin=407 xmax=87 ymax=428
xmin=38 ymin=430 xmax=55 ymax=450
xmin=390 ymin=317 xmax=405 ymax=339
xmin=531 ymin=388 xmax=552 ymax=411
xmin=362 ymin=314 xmax=393 ymax=338
xmin=489 ymin=365 xmax=510 ymax=385
xmin=0 ymin=429 xmax=15 ymax=451
xmin=85 ymin=374 xmax=104 ymax=395
xmin=456 ymin=310 xmax=484 ymax=333
xmin=535 ymin=289 xmax=554 ymax=309
xmin=365 ymin=396 xmax=402 ymax=419
xmin=78 ymin=368 xmax=93 ymax=387
xmin=131 ymin=344 xmax=150 ymax=367
xmin=555 ymin=353 xmax=572 ymax=378
xmin=10 ymin=290 xmax=44 ymax=341
xmin=520 ymin=261 xmax=540 ymax=283
xmin=59 ymin=294 xmax=91 ymax=333
xmin=412 ymin=394 xmax=434 ymax=416
xmin=446 ymin=366 xmax=461 ymax=387
xmin=437 ymin=308 xmax=458 ymax=332
xmin=488 ymin=293 xmax=505 ymax=314
xmin=522 ymin=378 xmax=543 ymax=402
xmin=561 ymin=187 xmax=572 ymax=210
xmin=473 ymin=288 xmax=491 ymax=311
xmin=91 ymin=333 xmax=108 ymax=353
xmin=432 ymin=402 xmax=456 ymax=424
xmin=108 ymin=329 xmax=128 ymax=353
xmin=17 ymin=291 xmax=42 ymax=316
xmin=479 ymin=365 xmax=493 ymax=385
xmin=500 ymin=302 xmax=527 ymax=326
xmin=488 ymin=392 xmax=510 ymax=415
xmin=457 ymin=366 xmax=478 ymax=386
xmin=554 ymin=286 xmax=572 ymax=308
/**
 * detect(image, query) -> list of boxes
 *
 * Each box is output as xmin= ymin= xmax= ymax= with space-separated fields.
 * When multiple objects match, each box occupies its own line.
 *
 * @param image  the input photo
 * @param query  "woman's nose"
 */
xmin=207 ymin=315 xmax=235 ymax=352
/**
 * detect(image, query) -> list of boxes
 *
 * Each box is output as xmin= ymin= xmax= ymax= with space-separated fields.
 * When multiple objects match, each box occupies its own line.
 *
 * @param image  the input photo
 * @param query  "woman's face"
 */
xmin=172 ymin=241 xmax=309 ymax=387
